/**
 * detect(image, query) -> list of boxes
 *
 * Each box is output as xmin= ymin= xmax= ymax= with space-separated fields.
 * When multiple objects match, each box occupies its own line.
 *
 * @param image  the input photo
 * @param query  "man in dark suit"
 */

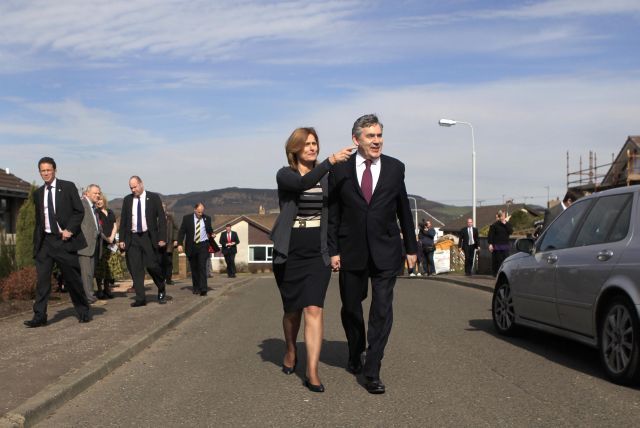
xmin=26 ymin=157 xmax=91 ymax=327
xmin=175 ymin=203 xmax=214 ymax=295
xmin=219 ymin=223 xmax=240 ymax=278
xmin=459 ymin=218 xmax=479 ymax=276
xmin=118 ymin=176 xmax=167 ymax=307
xmin=328 ymin=114 xmax=417 ymax=394
xmin=542 ymin=190 xmax=579 ymax=232
xmin=160 ymin=203 xmax=178 ymax=285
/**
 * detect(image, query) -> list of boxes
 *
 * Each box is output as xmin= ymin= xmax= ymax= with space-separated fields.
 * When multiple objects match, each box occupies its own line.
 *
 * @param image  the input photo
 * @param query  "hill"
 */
xmin=108 ymin=187 xmax=471 ymax=226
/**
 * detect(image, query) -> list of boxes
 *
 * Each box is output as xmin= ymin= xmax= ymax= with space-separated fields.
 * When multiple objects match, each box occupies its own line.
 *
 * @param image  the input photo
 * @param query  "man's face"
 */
xmin=86 ymin=186 xmax=101 ymax=204
xmin=194 ymin=205 xmax=205 ymax=218
xmin=39 ymin=163 xmax=56 ymax=184
xmin=467 ymin=219 xmax=473 ymax=227
xmin=426 ymin=221 xmax=432 ymax=229
xmin=225 ymin=226 xmax=231 ymax=233
xmin=353 ymin=124 xmax=383 ymax=160
xmin=129 ymin=178 xmax=144 ymax=197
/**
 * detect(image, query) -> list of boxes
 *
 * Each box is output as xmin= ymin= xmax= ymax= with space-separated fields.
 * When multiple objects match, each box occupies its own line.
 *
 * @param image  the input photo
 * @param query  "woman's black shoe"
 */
xmin=282 ymin=357 xmax=297 ymax=375
xmin=303 ymin=378 xmax=325 ymax=393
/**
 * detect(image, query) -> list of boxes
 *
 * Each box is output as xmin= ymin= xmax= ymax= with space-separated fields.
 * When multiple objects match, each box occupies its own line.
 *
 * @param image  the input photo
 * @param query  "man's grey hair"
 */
xmin=352 ymin=114 xmax=383 ymax=138
xmin=83 ymin=184 xmax=100 ymax=194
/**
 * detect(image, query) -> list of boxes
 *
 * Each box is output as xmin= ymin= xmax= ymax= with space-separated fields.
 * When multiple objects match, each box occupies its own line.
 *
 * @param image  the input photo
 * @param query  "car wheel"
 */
xmin=492 ymin=280 xmax=517 ymax=335
xmin=599 ymin=296 xmax=640 ymax=385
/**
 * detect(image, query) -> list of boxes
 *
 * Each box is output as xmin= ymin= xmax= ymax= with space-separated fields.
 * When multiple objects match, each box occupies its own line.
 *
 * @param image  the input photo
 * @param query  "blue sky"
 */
xmin=1 ymin=0 xmax=639 ymax=207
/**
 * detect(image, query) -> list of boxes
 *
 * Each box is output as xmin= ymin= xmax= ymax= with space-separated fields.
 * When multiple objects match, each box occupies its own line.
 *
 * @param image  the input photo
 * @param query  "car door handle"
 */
xmin=597 ymin=250 xmax=613 ymax=261
xmin=546 ymin=254 xmax=558 ymax=264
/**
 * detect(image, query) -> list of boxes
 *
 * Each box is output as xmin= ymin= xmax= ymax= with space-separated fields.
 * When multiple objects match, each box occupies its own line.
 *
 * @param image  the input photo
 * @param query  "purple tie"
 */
xmin=361 ymin=159 xmax=372 ymax=204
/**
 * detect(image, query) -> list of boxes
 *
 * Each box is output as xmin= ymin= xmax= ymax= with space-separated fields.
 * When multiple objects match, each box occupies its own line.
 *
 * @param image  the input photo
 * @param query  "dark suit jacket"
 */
xmin=33 ymin=179 xmax=87 ymax=256
xmin=119 ymin=191 xmax=166 ymax=249
xmin=177 ymin=213 xmax=214 ymax=257
xmin=219 ymin=231 xmax=240 ymax=255
xmin=164 ymin=214 xmax=178 ymax=252
xmin=459 ymin=226 xmax=479 ymax=250
xmin=328 ymin=154 xmax=417 ymax=271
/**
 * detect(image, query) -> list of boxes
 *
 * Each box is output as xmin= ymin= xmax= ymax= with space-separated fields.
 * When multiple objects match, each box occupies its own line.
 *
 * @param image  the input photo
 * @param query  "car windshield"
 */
xmin=538 ymin=199 xmax=591 ymax=251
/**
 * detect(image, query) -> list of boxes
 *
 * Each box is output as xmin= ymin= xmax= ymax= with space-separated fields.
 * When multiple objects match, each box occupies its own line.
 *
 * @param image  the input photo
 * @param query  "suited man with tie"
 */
xmin=542 ymin=190 xmax=578 ymax=232
xmin=328 ymin=114 xmax=417 ymax=394
xmin=219 ymin=223 xmax=240 ymax=278
xmin=26 ymin=157 xmax=91 ymax=327
xmin=459 ymin=218 xmax=479 ymax=276
xmin=78 ymin=184 xmax=102 ymax=303
xmin=176 ymin=203 xmax=214 ymax=295
xmin=118 ymin=176 xmax=167 ymax=307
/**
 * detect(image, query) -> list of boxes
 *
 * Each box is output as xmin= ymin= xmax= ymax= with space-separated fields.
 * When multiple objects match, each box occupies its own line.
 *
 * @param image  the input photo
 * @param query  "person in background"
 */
xmin=95 ymin=192 xmax=119 ymax=298
xmin=271 ymin=127 xmax=353 ymax=393
xmin=419 ymin=220 xmax=437 ymax=276
xmin=176 ymin=203 xmax=214 ymax=296
xmin=26 ymin=157 xmax=91 ymax=327
xmin=542 ymin=190 xmax=579 ymax=232
xmin=119 ymin=176 xmax=167 ymax=307
xmin=78 ymin=184 xmax=102 ymax=304
xmin=160 ymin=203 xmax=178 ymax=285
xmin=458 ymin=218 xmax=478 ymax=277
xmin=488 ymin=210 xmax=513 ymax=276
xmin=219 ymin=224 xmax=240 ymax=278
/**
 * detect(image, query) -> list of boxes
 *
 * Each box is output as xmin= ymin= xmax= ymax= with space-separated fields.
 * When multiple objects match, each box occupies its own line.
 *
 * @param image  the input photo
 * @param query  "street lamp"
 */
xmin=438 ymin=118 xmax=476 ymax=226
xmin=407 ymin=196 xmax=419 ymax=236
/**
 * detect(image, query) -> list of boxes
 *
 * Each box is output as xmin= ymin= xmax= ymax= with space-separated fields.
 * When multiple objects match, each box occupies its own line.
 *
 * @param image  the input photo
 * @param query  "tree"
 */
xmin=15 ymin=185 xmax=37 ymax=269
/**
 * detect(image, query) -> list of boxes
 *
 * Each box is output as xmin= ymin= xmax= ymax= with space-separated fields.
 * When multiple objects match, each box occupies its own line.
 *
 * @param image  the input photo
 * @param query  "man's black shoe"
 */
xmin=78 ymin=314 xmax=92 ymax=323
xmin=158 ymin=291 xmax=167 ymax=304
xmin=24 ymin=317 xmax=47 ymax=328
xmin=131 ymin=300 xmax=146 ymax=307
xmin=200 ymin=291 xmax=207 ymax=296
xmin=347 ymin=361 xmax=363 ymax=375
xmin=365 ymin=377 xmax=386 ymax=394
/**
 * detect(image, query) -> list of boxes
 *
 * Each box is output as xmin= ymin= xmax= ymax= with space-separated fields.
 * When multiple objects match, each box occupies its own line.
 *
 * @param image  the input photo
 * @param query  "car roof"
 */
xmin=582 ymin=185 xmax=640 ymax=200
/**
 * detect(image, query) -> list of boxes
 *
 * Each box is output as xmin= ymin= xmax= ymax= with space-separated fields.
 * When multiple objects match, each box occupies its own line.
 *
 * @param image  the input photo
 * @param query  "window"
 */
xmin=538 ymin=199 xmax=591 ymax=252
xmin=249 ymin=245 xmax=273 ymax=262
xmin=574 ymin=194 xmax=633 ymax=247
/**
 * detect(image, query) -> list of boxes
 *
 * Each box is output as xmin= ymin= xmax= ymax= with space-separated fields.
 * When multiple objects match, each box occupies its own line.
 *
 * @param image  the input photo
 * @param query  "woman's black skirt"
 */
xmin=273 ymin=227 xmax=330 ymax=313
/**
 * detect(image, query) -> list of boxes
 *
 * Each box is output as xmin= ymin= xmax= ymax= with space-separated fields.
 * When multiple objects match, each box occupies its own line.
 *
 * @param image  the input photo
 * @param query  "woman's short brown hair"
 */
xmin=285 ymin=127 xmax=319 ymax=170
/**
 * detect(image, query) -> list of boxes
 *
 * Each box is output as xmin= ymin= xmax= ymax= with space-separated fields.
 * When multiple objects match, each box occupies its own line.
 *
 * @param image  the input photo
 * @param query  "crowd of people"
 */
xmin=24 ymin=161 xmax=239 ymax=326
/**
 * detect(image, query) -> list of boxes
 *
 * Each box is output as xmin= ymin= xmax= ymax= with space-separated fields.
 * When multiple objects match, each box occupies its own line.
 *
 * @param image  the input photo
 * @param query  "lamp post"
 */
xmin=439 ymin=118 xmax=476 ymax=226
xmin=407 ymin=196 xmax=419 ymax=236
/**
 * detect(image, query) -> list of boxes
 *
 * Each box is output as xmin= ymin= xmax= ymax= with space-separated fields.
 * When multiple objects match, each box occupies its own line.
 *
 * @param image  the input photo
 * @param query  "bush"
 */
xmin=16 ymin=185 xmax=37 ymax=269
xmin=0 ymin=266 xmax=38 ymax=301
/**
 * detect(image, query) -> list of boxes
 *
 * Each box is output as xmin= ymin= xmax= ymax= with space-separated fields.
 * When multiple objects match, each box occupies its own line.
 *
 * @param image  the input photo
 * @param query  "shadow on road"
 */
xmin=468 ymin=317 xmax=640 ymax=390
xmin=47 ymin=306 xmax=107 ymax=325
xmin=258 ymin=338 xmax=352 ymax=381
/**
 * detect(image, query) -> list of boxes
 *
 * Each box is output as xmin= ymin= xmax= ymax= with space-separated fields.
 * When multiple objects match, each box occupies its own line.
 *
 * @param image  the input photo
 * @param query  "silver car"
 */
xmin=492 ymin=185 xmax=640 ymax=385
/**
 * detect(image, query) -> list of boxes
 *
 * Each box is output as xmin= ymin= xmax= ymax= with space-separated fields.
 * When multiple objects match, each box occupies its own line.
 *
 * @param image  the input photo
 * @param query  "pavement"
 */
xmin=0 ymin=271 xmax=493 ymax=428
xmin=0 ymin=274 xmax=253 ymax=428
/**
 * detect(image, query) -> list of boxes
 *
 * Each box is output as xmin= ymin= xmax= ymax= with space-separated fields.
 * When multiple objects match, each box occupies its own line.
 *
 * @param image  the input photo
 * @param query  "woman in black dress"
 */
xmin=271 ymin=127 xmax=352 ymax=392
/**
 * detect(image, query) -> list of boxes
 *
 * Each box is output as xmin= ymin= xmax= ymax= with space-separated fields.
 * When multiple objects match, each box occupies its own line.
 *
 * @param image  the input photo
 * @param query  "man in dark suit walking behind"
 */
xmin=118 ymin=176 xmax=167 ymax=307
xmin=176 ymin=202 xmax=214 ymax=295
xmin=328 ymin=114 xmax=417 ymax=394
xmin=459 ymin=218 xmax=479 ymax=276
xmin=26 ymin=157 xmax=92 ymax=327
xmin=219 ymin=223 xmax=240 ymax=278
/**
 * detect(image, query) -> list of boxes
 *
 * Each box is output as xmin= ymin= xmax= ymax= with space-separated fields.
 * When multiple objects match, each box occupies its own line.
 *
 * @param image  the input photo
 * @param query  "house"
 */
xmin=0 ymin=168 xmax=31 ymax=238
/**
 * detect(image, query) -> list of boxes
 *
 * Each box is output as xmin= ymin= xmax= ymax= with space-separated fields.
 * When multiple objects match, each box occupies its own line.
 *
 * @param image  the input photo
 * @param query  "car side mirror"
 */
xmin=515 ymin=238 xmax=535 ymax=254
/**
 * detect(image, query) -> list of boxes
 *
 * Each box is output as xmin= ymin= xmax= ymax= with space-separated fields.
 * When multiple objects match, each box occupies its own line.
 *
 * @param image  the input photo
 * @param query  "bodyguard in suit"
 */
xmin=160 ymin=203 xmax=178 ymax=285
xmin=78 ymin=184 xmax=102 ymax=303
xmin=26 ymin=157 xmax=91 ymax=327
xmin=219 ymin=223 xmax=240 ymax=278
xmin=328 ymin=114 xmax=417 ymax=394
xmin=459 ymin=218 xmax=479 ymax=276
xmin=118 ymin=176 xmax=167 ymax=307
xmin=176 ymin=203 xmax=214 ymax=295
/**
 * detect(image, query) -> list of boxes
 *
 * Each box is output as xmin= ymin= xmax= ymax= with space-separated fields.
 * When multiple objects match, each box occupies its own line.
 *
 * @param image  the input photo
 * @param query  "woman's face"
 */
xmin=96 ymin=197 xmax=104 ymax=209
xmin=297 ymin=133 xmax=318 ymax=164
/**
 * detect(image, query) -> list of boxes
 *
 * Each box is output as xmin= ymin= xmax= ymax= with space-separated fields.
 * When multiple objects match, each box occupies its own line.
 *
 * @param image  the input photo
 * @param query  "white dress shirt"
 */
xmin=131 ymin=190 xmax=148 ymax=232
xmin=355 ymin=152 xmax=381 ymax=193
xmin=44 ymin=178 xmax=59 ymax=233
xmin=193 ymin=214 xmax=207 ymax=243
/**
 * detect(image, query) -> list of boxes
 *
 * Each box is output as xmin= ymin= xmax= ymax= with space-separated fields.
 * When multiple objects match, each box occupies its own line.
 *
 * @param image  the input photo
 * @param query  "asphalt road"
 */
xmin=37 ymin=276 xmax=640 ymax=427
